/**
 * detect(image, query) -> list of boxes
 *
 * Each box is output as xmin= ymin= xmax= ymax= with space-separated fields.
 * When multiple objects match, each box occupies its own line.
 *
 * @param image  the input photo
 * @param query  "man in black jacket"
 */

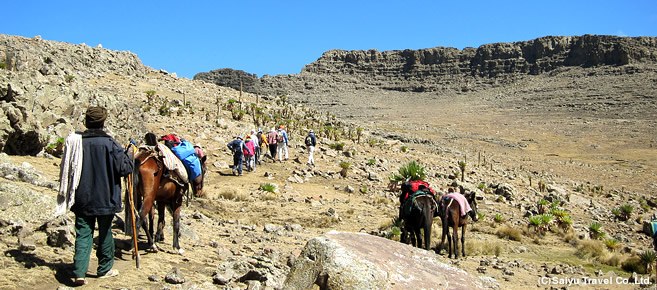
xmin=71 ymin=106 xmax=134 ymax=286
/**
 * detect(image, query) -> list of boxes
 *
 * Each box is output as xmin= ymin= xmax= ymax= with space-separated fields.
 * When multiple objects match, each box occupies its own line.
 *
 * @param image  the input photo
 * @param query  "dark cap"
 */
xmin=85 ymin=106 xmax=107 ymax=129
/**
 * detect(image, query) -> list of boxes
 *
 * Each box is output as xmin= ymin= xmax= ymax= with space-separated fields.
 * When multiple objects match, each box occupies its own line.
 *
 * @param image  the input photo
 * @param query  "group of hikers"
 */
xmin=227 ymin=125 xmax=317 ymax=176
xmin=55 ymin=105 xmax=475 ymax=286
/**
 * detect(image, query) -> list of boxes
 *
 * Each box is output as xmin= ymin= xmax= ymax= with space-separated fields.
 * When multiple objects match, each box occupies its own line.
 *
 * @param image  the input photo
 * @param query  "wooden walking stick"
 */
xmin=127 ymin=173 xmax=140 ymax=268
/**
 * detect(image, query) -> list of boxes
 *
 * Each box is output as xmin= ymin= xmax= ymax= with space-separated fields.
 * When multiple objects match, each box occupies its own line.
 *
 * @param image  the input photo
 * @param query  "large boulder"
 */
xmin=284 ymin=231 xmax=485 ymax=289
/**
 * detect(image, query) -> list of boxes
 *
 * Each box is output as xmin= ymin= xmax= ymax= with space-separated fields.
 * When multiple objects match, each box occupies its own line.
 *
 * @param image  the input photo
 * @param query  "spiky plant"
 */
xmin=620 ymin=205 xmax=633 ymax=221
xmin=589 ymin=222 xmax=605 ymax=240
xmin=259 ymin=183 xmax=277 ymax=193
xmin=604 ymin=239 xmax=619 ymax=251
xmin=640 ymin=251 xmax=656 ymax=273
xmin=458 ymin=161 xmax=467 ymax=182
xmin=537 ymin=199 xmax=549 ymax=214
xmin=559 ymin=216 xmax=573 ymax=231
xmin=540 ymin=214 xmax=555 ymax=233
xmin=494 ymin=214 xmax=504 ymax=223
xmin=339 ymin=161 xmax=350 ymax=177
xmin=528 ymin=215 xmax=542 ymax=233
xmin=390 ymin=161 xmax=426 ymax=183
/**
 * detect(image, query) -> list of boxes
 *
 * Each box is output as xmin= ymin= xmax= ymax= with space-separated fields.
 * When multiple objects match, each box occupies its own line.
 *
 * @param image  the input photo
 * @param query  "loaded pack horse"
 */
xmin=399 ymin=182 xmax=437 ymax=250
xmin=127 ymin=133 xmax=207 ymax=254
xmin=440 ymin=187 xmax=479 ymax=258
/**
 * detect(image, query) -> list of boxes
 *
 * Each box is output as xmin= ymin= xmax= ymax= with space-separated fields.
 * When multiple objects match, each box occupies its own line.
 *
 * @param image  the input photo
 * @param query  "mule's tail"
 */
xmin=418 ymin=196 xmax=434 ymax=250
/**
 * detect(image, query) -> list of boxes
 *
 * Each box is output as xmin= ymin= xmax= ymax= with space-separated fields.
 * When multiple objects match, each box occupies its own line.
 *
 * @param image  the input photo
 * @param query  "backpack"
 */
xmin=305 ymin=135 xmax=313 ymax=146
xmin=277 ymin=131 xmax=285 ymax=143
xmin=257 ymin=133 xmax=264 ymax=145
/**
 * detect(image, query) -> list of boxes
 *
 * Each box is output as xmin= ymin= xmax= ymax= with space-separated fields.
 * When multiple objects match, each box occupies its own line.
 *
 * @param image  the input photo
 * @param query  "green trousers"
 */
xmin=73 ymin=214 xmax=114 ymax=278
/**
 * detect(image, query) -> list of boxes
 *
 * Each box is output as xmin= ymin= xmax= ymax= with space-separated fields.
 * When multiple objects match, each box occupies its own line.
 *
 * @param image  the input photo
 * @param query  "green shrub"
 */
xmin=400 ymin=145 xmax=408 ymax=152
xmin=259 ymin=183 xmax=277 ymax=193
xmin=367 ymin=159 xmax=376 ymax=165
xmin=65 ymin=75 xmax=75 ymax=82
xmin=339 ymin=161 xmax=350 ymax=169
xmin=390 ymin=161 xmax=426 ymax=183
xmin=620 ymin=204 xmax=633 ymax=220
xmin=0 ymin=62 xmax=6 ymax=69
xmin=604 ymin=239 xmax=619 ymax=251
xmin=494 ymin=214 xmax=503 ymax=223
xmin=330 ymin=142 xmax=345 ymax=151
xmin=231 ymin=109 xmax=245 ymax=120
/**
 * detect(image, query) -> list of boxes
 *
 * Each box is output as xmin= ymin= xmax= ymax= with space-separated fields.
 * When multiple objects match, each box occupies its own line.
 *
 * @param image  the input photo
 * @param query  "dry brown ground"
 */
xmin=0 ymin=66 xmax=656 ymax=289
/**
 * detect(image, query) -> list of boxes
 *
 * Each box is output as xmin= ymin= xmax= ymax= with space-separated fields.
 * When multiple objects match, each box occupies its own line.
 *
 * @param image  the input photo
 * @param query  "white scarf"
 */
xmin=55 ymin=132 xmax=83 ymax=216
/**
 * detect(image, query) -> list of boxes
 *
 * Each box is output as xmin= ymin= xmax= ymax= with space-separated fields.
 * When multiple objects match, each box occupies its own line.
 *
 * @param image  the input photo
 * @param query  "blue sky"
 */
xmin=3 ymin=1 xmax=656 ymax=79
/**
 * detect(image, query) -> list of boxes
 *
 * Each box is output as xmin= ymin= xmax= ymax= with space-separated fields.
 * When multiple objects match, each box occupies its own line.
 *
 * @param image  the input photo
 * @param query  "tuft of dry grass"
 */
xmin=259 ymin=192 xmax=278 ymax=201
xmin=465 ymin=240 xmax=503 ymax=257
xmin=218 ymin=189 xmax=249 ymax=201
xmin=374 ymin=196 xmax=392 ymax=205
xmin=496 ymin=225 xmax=523 ymax=241
xmin=575 ymin=239 xmax=607 ymax=259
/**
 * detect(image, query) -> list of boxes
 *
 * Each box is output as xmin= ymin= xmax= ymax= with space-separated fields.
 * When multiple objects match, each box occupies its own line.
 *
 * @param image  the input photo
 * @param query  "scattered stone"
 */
xmin=148 ymin=275 xmax=161 ymax=282
xmin=165 ymin=267 xmax=185 ymax=284
xmin=495 ymin=183 xmax=516 ymax=201
xmin=344 ymin=185 xmax=355 ymax=193
xmin=17 ymin=227 xmax=36 ymax=252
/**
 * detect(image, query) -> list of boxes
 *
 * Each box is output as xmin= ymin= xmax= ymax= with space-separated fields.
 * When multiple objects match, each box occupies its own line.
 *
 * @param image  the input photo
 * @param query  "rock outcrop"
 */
xmin=0 ymin=34 xmax=152 ymax=154
xmin=284 ymin=231 xmax=486 ymax=289
xmin=194 ymin=35 xmax=657 ymax=100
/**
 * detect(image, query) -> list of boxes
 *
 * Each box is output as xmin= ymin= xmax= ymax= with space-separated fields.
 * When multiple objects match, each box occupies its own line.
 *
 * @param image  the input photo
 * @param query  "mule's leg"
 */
xmin=447 ymin=226 xmax=453 ymax=258
xmin=155 ymin=202 xmax=166 ymax=243
xmin=414 ymin=228 xmax=422 ymax=249
xmin=172 ymin=199 xmax=183 ymax=254
xmin=137 ymin=196 xmax=156 ymax=251
xmin=453 ymin=219 xmax=460 ymax=259
xmin=461 ymin=223 xmax=467 ymax=257
xmin=440 ymin=216 xmax=447 ymax=254
xmin=410 ymin=227 xmax=417 ymax=247
xmin=148 ymin=206 xmax=155 ymax=242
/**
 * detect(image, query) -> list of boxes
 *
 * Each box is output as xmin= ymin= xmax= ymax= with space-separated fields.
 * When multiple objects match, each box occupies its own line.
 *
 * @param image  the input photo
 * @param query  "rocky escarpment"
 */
xmin=0 ymin=34 xmax=154 ymax=155
xmin=195 ymin=35 xmax=657 ymax=98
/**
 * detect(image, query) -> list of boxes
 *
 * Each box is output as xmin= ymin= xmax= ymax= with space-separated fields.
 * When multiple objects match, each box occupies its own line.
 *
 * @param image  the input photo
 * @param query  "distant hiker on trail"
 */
xmin=256 ymin=129 xmax=266 ymax=165
xmin=305 ymin=129 xmax=317 ymax=166
xmin=250 ymin=129 xmax=260 ymax=167
xmin=277 ymin=126 xmax=289 ymax=162
xmin=266 ymin=128 xmax=278 ymax=160
xmin=58 ymin=106 xmax=134 ymax=286
xmin=244 ymin=135 xmax=256 ymax=172
xmin=227 ymin=136 xmax=245 ymax=176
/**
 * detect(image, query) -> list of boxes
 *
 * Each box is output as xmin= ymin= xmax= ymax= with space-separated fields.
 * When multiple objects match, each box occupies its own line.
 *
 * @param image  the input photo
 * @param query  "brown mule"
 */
xmin=439 ymin=190 xmax=479 ymax=258
xmin=129 ymin=147 xmax=204 ymax=254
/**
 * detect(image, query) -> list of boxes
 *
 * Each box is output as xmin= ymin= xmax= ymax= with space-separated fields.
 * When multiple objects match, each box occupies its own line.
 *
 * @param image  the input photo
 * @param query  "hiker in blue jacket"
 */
xmin=227 ymin=136 xmax=245 ymax=176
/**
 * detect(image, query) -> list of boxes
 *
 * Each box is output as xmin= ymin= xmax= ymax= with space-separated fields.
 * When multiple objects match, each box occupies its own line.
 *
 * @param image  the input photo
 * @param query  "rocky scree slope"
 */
xmin=0 ymin=34 xmax=153 ymax=155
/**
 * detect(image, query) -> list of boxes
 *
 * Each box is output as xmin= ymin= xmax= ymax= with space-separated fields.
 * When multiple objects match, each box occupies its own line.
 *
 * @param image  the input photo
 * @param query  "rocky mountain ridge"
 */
xmin=195 ymin=35 xmax=657 ymax=99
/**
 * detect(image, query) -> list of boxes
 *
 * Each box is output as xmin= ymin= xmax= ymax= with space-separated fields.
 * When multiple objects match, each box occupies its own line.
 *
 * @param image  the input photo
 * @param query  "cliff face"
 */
xmin=194 ymin=35 xmax=657 ymax=96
